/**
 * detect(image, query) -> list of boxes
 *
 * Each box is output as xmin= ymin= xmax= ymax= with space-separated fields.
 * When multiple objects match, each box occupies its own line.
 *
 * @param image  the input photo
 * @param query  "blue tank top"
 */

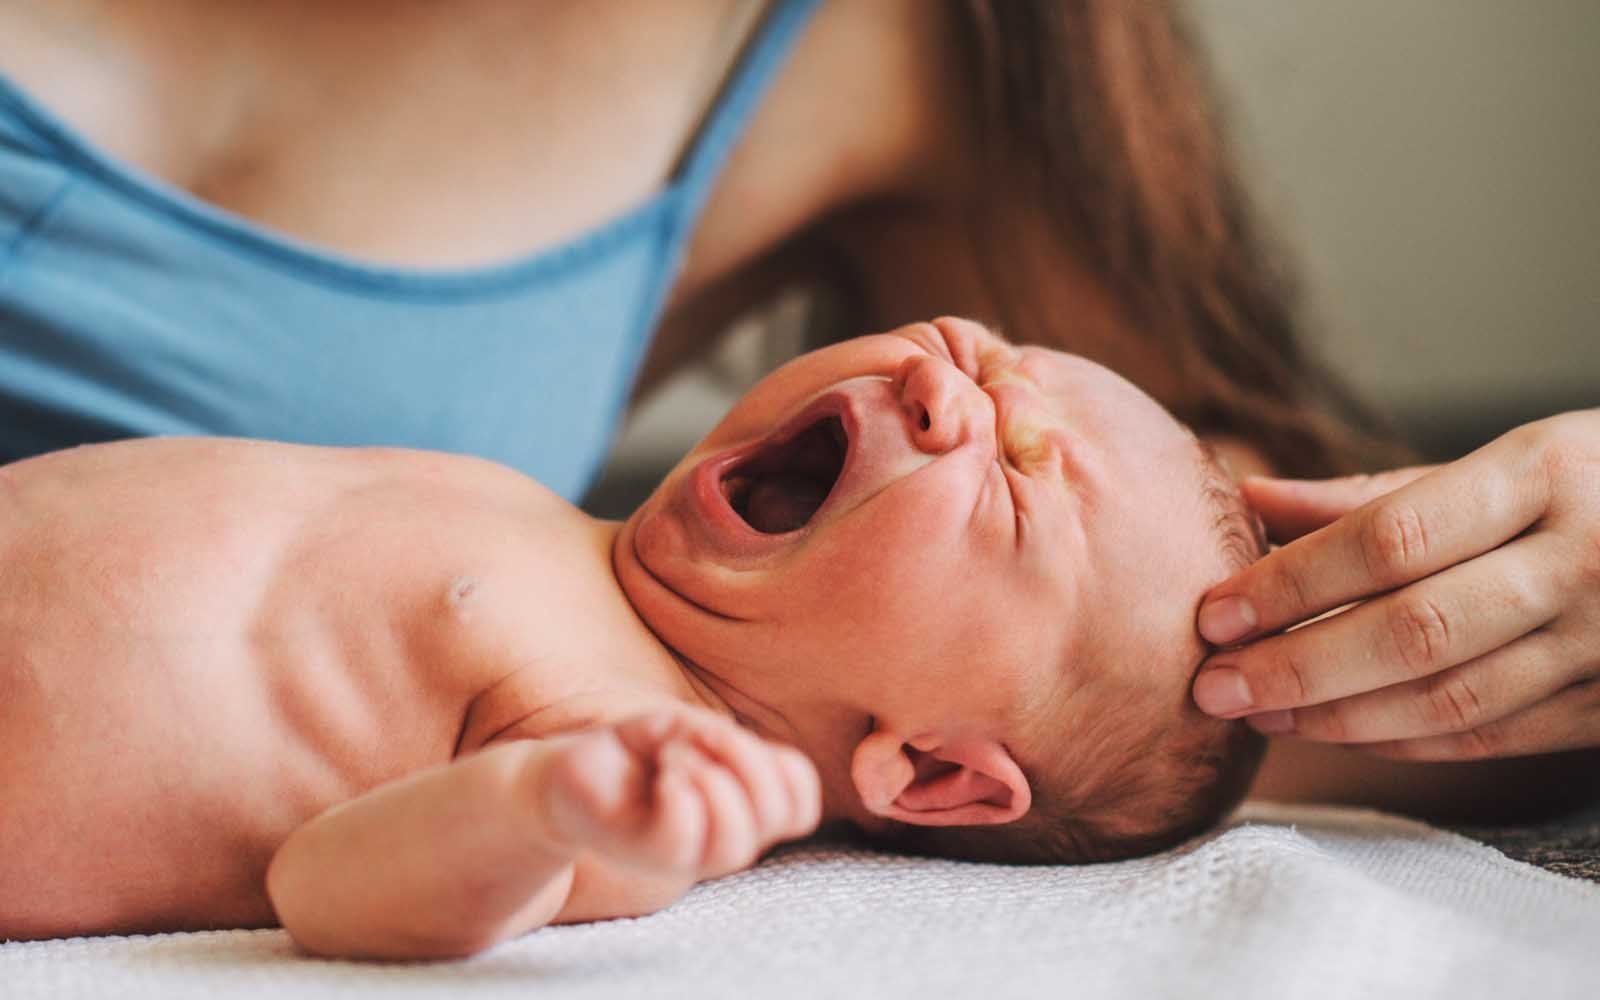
xmin=0 ymin=0 xmax=820 ymax=502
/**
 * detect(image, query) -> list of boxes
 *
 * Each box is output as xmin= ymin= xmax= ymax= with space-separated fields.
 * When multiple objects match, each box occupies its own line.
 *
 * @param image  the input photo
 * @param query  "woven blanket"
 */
xmin=4 ymin=802 xmax=1596 ymax=999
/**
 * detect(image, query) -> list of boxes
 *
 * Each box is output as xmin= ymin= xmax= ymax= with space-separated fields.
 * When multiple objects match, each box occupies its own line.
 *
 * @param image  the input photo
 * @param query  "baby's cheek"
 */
xmin=794 ymin=549 xmax=929 ymax=649
xmin=853 ymin=561 xmax=972 ymax=655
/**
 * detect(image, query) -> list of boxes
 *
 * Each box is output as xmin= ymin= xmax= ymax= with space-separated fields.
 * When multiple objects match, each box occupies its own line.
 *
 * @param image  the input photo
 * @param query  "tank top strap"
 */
xmin=667 ymin=0 xmax=823 ymax=226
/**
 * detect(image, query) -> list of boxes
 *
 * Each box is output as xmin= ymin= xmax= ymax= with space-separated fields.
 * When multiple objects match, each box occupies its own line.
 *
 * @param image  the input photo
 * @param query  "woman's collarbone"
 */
xmin=0 ymin=0 xmax=756 ymax=269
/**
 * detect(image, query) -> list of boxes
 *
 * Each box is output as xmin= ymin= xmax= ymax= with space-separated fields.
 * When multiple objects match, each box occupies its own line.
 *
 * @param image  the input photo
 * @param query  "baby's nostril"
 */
xmin=918 ymin=410 xmax=931 ymax=432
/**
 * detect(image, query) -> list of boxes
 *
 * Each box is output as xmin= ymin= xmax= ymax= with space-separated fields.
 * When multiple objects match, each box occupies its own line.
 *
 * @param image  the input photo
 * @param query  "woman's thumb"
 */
xmin=1241 ymin=466 xmax=1437 ymax=543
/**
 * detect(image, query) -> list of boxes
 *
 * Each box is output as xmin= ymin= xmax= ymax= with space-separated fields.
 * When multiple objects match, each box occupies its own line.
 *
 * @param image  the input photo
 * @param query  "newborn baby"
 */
xmin=0 ymin=317 xmax=1264 ymax=959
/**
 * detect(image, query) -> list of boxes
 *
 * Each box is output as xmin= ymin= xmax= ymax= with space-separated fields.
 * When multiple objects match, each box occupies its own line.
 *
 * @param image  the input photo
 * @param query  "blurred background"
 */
xmin=586 ymin=0 xmax=1599 ymax=515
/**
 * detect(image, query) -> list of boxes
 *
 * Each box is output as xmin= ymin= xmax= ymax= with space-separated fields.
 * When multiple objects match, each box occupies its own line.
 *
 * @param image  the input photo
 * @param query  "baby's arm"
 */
xmin=266 ymin=707 xmax=820 ymax=960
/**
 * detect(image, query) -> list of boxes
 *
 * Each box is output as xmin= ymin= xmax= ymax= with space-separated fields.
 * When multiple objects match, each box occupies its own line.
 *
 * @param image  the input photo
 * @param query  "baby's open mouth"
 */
xmin=720 ymin=415 xmax=848 ymax=534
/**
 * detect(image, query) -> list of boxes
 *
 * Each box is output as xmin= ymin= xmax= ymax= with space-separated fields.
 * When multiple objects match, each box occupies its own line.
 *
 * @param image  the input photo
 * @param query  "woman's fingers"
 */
xmin=1197 ymin=436 xmax=1546 ymax=647
xmin=1197 ymin=411 xmax=1600 ymax=758
xmin=1194 ymin=533 xmax=1560 ymax=718
xmin=1360 ymin=677 xmax=1600 ymax=762
xmin=1242 ymin=466 xmax=1437 ymax=544
xmin=1255 ymin=627 xmax=1584 ymax=743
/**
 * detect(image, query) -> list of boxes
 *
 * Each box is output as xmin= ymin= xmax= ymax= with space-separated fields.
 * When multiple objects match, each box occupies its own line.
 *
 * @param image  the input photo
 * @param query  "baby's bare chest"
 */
xmin=1 ymin=455 xmax=474 ymax=779
xmin=0 ymin=441 xmax=638 ymax=931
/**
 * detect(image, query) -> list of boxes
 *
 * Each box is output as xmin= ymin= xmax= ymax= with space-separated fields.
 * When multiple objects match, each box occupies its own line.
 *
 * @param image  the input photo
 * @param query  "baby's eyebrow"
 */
xmin=975 ymin=321 xmax=1019 ymax=352
xmin=974 ymin=319 xmax=1009 ymax=341
xmin=991 ymin=349 xmax=1061 ymax=397
xmin=962 ymin=325 xmax=1025 ymax=378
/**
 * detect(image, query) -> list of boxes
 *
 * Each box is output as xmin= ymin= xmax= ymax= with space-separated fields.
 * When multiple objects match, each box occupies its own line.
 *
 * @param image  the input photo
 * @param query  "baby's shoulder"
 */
xmin=333 ymin=446 xmax=599 ymax=589
xmin=350 ymin=446 xmax=573 ymax=516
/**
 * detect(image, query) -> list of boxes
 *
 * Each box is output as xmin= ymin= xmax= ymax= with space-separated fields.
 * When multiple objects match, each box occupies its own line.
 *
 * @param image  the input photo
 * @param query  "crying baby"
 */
xmin=0 ymin=317 xmax=1265 ymax=959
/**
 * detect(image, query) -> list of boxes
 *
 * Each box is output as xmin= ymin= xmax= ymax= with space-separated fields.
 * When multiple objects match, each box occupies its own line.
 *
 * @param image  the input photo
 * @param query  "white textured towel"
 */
xmin=3 ymin=803 xmax=1597 ymax=1000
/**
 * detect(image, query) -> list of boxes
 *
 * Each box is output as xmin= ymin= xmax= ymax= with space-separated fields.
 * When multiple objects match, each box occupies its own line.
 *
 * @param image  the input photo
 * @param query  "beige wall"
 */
xmin=1192 ymin=0 xmax=1600 ymax=427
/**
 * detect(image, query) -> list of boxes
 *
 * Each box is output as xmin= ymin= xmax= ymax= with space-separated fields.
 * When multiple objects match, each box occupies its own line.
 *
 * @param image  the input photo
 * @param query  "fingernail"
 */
xmin=1247 ymin=710 xmax=1295 ymax=735
xmin=1198 ymin=595 xmax=1258 ymax=644
xmin=1194 ymin=668 xmax=1253 ymax=716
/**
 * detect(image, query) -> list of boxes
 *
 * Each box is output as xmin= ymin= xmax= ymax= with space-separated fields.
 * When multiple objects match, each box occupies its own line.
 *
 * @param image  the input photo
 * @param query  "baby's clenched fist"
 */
xmin=531 ymin=707 xmax=821 ymax=879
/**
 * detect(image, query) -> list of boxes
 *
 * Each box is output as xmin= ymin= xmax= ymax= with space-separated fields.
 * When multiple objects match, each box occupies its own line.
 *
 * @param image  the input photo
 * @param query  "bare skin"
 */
xmin=0 ymin=318 xmax=1234 ymax=958
xmin=0 ymin=438 xmax=818 ymax=955
xmin=2 ymin=0 xmax=1592 ymax=903
xmin=0 ymin=0 xmax=960 ymax=363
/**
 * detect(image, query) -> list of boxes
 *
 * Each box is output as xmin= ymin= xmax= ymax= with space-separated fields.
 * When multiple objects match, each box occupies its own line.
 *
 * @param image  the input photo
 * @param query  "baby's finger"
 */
xmin=684 ymin=719 xmax=794 ymax=838
xmin=656 ymin=742 xmax=755 ymax=870
xmin=1195 ymin=533 xmax=1560 ymax=717
xmin=777 ymin=747 xmax=823 ymax=837
xmin=1199 ymin=435 xmax=1547 ymax=647
xmin=673 ymin=743 xmax=758 ymax=877
xmin=1358 ymin=677 xmax=1600 ymax=762
xmin=1255 ymin=628 xmax=1584 ymax=743
xmin=639 ymin=745 xmax=708 ymax=871
xmin=613 ymin=710 xmax=689 ymax=758
xmin=536 ymin=730 xmax=646 ymax=851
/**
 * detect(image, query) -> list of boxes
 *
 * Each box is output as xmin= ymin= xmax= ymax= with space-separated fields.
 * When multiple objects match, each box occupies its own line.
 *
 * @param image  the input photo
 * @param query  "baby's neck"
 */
xmin=604 ymin=516 xmax=862 ymax=828
xmin=598 ymin=517 xmax=739 ymax=724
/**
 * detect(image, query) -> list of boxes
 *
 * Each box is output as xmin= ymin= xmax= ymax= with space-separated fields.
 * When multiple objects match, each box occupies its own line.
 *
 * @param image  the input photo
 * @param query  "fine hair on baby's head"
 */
xmin=618 ymin=317 xmax=1271 ymax=869
xmin=884 ymin=443 xmax=1268 ymax=865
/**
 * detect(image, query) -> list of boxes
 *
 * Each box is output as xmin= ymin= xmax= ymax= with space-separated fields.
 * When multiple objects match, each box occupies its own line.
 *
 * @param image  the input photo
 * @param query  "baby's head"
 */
xmin=615 ymin=317 xmax=1265 ymax=863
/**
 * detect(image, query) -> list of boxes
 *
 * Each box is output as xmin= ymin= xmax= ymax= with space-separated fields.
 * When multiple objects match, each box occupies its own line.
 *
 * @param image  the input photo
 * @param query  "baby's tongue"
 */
xmin=744 ymin=474 xmax=828 ymax=534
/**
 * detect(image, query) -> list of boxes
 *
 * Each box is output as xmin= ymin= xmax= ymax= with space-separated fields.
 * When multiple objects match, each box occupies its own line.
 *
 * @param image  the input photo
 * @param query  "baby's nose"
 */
xmin=893 ymin=354 xmax=988 ymax=455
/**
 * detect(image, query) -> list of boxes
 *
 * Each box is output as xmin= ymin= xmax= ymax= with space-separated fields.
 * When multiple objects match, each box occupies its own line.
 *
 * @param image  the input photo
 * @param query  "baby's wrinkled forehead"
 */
xmin=1011 ymin=345 xmax=1162 ymax=412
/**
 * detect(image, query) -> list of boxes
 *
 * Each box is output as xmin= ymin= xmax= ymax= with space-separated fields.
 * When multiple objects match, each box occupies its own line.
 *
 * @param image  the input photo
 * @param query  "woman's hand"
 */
xmin=1192 ymin=410 xmax=1600 ymax=761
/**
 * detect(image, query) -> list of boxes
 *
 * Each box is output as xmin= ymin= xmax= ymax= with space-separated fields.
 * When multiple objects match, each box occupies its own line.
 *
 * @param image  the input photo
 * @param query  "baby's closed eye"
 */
xmin=1002 ymin=421 xmax=1057 ymax=474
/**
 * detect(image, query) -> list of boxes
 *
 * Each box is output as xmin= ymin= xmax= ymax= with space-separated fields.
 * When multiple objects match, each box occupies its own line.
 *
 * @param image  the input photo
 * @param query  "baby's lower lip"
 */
xmin=689 ymin=453 xmax=764 ymax=547
xmin=685 ymin=449 xmax=809 ymax=562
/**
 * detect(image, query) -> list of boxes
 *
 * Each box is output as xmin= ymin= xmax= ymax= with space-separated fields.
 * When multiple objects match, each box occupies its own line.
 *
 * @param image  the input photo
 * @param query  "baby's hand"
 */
xmin=533 ymin=707 xmax=821 ymax=880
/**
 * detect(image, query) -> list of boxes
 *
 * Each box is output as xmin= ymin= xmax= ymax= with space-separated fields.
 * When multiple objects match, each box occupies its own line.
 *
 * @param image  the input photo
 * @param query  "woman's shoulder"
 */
xmin=675 ymin=0 xmax=968 ymax=302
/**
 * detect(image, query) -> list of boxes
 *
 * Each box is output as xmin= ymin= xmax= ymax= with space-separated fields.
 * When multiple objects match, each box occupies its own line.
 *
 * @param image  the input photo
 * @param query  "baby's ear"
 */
xmin=850 ymin=728 xmax=1031 ymax=828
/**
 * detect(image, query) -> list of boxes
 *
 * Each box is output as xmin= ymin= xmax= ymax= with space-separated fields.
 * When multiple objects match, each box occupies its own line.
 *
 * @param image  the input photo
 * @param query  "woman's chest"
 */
xmin=0 ymin=0 xmax=759 ymax=271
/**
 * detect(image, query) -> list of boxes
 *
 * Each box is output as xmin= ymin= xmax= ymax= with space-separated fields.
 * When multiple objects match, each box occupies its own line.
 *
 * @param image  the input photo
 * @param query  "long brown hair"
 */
xmin=949 ymin=0 xmax=1399 ymax=476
